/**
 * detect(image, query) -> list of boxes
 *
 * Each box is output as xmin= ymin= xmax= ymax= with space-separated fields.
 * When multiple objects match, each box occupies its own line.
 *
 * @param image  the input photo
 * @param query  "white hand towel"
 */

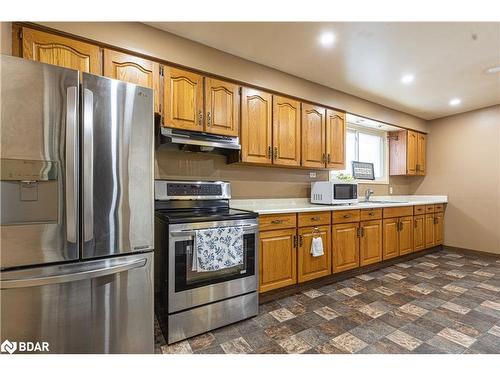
xmin=311 ymin=237 xmax=324 ymax=257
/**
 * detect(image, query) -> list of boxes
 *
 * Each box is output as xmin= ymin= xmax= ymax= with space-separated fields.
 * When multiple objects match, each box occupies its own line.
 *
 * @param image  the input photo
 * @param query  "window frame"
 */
xmin=331 ymin=124 xmax=389 ymax=185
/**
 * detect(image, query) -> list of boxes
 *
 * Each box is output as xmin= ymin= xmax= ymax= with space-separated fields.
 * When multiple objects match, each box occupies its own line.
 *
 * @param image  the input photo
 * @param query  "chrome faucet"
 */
xmin=364 ymin=189 xmax=374 ymax=202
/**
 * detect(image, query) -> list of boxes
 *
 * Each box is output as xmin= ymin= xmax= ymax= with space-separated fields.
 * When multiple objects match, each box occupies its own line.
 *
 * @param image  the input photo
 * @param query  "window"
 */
xmin=332 ymin=125 xmax=388 ymax=183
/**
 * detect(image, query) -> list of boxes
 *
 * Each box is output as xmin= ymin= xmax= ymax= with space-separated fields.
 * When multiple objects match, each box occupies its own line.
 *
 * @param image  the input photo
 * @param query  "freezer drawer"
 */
xmin=0 ymin=252 xmax=153 ymax=354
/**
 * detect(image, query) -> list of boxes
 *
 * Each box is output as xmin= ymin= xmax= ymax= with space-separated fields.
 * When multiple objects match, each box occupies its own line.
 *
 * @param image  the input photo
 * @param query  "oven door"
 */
xmin=168 ymin=219 xmax=258 ymax=313
xmin=333 ymin=183 xmax=358 ymax=201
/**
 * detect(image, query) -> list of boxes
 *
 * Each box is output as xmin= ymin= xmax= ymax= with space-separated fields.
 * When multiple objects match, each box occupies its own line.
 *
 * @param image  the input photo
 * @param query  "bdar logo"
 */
xmin=1 ymin=340 xmax=17 ymax=354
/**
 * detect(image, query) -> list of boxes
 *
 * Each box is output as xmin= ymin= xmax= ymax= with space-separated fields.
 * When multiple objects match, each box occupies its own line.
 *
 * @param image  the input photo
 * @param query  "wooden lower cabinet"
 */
xmin=434 ymin=212 xmax=444 ymax=245
xmin=297 ymin=226 xmax=331 ymax=282
xmin=382 ymin=218 xmax=399 ymax=260
xmin=332 ymin=222 xmax=359 ymax=273
xmin=413 ymin=214 xmax=425 ymax=251
xmin=425 ymin=214 xmax=435 ymax=248
xmin=259 ymin=228 xmax=297 ymax=293
xmin=359 ymin=220 xmax=382 ymax=266
xmin=398 ymin=216 xmax=414 ymax=255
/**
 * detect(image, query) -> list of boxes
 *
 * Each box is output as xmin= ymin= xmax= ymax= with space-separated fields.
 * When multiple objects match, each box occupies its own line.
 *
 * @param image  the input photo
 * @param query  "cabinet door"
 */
xmin=205 ymin=78 xmax=240 ymax=137
xmin=325 ymin=109 xmax=346 ymax=169
xmin=359 ymin=219 xmax=382 ymax=266
xmin=424 ymin=214 xmax=435 ymax=248
xmin=398 ymin=216 xmax=414 ymax=255
xmin=21 ymin=27 xmax=100 ymax=74
xmin=332 ymin=223 xmax=359 ymax=273
xmin=297 ymin=226 xmax=331 ymax=282
xmin=434 ymin=212 xmax=444 ymax=245
xmin=272 ymin=96 xmax=301 ymax=166
xmin=413 ymin=215 xmax=425 ymax=252
xmin=301 ymin=104 xmax=326 ymax=168
xmin=241 ymin=88 xmax=273 ymax=164
xmin=163 ymin=67 xmax=203 ymax=131
xmin=383 ymin=218 xmax=399 ymax=260
xmin=417 ymin=133 xmax=427 ymax=176
xmin=259 ymin=229 xmax=297 ymax=293
xmin=103 ymin=49 xmax=160 ymax=113
xmin=406 ymin=130 xmax=418 ymax=175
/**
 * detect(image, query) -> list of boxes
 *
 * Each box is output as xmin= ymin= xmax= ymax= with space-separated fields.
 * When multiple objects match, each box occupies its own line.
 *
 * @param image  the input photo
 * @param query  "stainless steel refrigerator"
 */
xmin=0 ymin=55 xmax=154 ymax=354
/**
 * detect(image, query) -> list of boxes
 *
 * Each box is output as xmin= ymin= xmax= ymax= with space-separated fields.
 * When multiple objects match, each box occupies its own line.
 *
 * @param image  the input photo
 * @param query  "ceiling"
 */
xmin=146 ymin=22 xmax=500 ymax=120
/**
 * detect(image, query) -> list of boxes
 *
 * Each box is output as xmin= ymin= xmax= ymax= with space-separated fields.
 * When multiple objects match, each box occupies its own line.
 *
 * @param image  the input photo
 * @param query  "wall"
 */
xmin=1 ymin=21 xmax=419 ymax=198
xmin=410 ymin=105 xmax=500 ymax=254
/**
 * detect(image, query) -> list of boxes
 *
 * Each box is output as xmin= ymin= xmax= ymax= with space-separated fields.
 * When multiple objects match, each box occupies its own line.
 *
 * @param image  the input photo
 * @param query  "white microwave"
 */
xmin=311 ymin=180 xmax=358 ymax=205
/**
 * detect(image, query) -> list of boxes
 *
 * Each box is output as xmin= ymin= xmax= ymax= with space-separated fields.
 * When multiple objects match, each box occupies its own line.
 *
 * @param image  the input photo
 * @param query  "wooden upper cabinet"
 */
xmin=297 ymin=226 xmax=331 ymax=282
xmin=302 ymin=104 xmax=326 ymax=168
xmin=325 ymin=109 xmax=346 ymax=169
xmin=272 ymin=96 xmax=301 ymax=166
xmin=398 ymin=216 xmax=414 ymax=255
xmin=20 ymin=27 xmax=100 ymax=74
xmin=103 ymin=49 xmax=160 ymax=113
xmin=241 ymin=88 xmax=272 ymax=164
xmin=332 ymin=222 xmax=359 ymax=273
xmin=163 ymin=67 xmax=203 ymax=131
xmin=259 ymin=228 xmax=297 ymax=293
xmin=205 ymin=78 xmax=240 ymax=137
xmin=417 ymin=133 xmax=427 ymax=175
xmin=359 ymin=219 xmax=382 ymax=266
xmin=413 ymin=215 xmax=425 ymax=252
xmin=390 ymin=129 xmax=427 ymax=176
xmin=382 ymin=218 xmax=399 ymax=260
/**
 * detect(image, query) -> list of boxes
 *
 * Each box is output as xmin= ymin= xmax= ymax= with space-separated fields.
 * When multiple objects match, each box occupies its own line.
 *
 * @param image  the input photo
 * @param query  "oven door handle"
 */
xmin=170 ymin=224 xmax=259 ymax=237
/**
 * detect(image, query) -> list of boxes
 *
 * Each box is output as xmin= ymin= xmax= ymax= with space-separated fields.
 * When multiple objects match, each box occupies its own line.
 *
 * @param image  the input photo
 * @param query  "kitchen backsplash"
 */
xmin=155 ymin=148 xmax=412 ymax=198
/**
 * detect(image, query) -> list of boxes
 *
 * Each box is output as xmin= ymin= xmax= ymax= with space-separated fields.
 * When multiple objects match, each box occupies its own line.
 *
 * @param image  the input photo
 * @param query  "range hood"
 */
xmin=158 ymin=127 xmax=241 ymax=152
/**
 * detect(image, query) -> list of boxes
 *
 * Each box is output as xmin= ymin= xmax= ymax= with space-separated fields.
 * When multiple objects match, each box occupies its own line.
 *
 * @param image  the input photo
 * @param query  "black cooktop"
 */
xmin=155 ymin=207 xmax=258 ymax=224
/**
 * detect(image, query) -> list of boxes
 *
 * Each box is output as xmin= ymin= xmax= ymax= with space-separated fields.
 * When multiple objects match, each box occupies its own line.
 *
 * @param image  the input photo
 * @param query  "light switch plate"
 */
xmin=309 ymin=172 xmax=317 ymax=178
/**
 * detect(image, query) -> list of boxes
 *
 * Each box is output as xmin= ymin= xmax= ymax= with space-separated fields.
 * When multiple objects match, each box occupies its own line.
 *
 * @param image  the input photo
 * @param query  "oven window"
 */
xmin=334 ymin=184 xmax=356 ymax=200
xmin=174 ymin=233 xmax=255 ymax=292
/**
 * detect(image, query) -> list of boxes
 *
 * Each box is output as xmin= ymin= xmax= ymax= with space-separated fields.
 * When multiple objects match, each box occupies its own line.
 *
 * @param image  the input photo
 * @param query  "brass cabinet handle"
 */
xmin=343 ymin=214 xmax=351 ymax=218
xmin=322 ymin=153 xmax=327 ymax=163
xmin=299 ymin=235 xmax=303 ymax=247
xmin=271 ymin=219 xmax=283 ymax=224
xmin=311 ymin=216 xmax=320 ymax=221
xmin=274 ymin=147 xmax=278 ymax=159
xmin=267 ymin=146 xmax=272 ymax=159
xmin=368 ymin=212 xmax=374 ymax=216
xmin=207 ymin=111 xmax=211 ymax=126
xmin=327 ymin=153 xmax=331 ymax=163
xmin=198 ymin=110 xmax=203 ymax=126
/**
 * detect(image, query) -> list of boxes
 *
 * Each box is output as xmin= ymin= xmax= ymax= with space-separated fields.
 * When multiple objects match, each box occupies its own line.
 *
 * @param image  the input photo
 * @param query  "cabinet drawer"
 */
xmin=425 ymin=205 xmax=435 ymax=213
xmin=259 ymin=213 xmax=297 ymax=231
xmin=414 ymin=205 xmax=426 ymax=215
xmin=298 ymin=211 xmax=331 ymax=227
xmin=434 ymin=204 xmax=445 ymax=213
xmin=332 ymin=209 xmax=360 ymax=223
xmin=383 ymin=206 xmax=413 ymax=218
xmin=360 ymin=208 xmax=382 ymax=221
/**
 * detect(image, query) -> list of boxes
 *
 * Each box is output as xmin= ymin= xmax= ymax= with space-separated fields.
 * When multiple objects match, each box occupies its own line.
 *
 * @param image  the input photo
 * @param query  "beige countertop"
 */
xmin=230 ymin=195 xmax=448 ymax=215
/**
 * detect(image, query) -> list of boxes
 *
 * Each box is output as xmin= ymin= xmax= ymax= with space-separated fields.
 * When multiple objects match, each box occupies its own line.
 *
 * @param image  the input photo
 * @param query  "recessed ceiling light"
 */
xmin=485 ymin=65 xmax=500 ymax=74
xmin=319 ymin=32 xmax=335 ymax=47
xmin=449 ymin=98 xmax=461 ymax=106
xmin=401 ymin=74 xmax=415 ymax=84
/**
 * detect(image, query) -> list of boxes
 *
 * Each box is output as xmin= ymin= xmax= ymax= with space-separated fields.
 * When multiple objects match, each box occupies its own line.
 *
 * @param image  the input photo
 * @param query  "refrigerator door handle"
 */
xmin=0 ymin=258 xmax=146 ymax=289
xmin=83 ymin=88 xmax=94 ymax=243
xmin=65 ymin=86 xmax=78 ymax=244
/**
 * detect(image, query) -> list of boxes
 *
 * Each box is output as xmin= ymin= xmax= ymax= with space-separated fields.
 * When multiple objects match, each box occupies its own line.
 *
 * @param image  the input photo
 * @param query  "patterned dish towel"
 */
xmin=192 ymin=226 xmax=244 ymax=272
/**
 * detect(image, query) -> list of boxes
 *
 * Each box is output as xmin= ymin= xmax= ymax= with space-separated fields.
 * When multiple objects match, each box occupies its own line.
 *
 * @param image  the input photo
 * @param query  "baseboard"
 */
xmin=442 ymin=245 xmax=500 ymax=259
xmin=259 ymin=246 xmax=442 ymax=304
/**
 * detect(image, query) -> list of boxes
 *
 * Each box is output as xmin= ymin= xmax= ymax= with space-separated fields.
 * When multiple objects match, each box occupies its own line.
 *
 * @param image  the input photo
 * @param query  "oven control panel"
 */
xmin=155 ymin=180 xmax=231 ymax=200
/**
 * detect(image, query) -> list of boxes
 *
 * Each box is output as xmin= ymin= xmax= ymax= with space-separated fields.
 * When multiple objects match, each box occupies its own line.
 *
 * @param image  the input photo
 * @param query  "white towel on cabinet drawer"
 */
xmin=311 ymin=237 xmax=324 ymax=257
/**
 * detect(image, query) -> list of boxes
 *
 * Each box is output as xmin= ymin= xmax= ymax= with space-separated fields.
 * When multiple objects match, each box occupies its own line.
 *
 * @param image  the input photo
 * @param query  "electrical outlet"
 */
xmin=389 ymin=186 xmax=393 ymax=195
xmin=309 ymin=172 xmax=317 ymax=179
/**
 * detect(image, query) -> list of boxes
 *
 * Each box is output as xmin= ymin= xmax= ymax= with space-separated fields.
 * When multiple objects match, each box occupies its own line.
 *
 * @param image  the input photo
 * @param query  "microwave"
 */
xmin=311 ymin=180 xmax=358 ymax=205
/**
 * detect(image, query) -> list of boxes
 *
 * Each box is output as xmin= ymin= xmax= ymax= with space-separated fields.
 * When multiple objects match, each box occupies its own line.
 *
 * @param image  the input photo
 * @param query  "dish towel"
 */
xmin=311 ymin=237 xmax=324 ymax=257
xmin=192 ymin=226 xmax=244 ymax=272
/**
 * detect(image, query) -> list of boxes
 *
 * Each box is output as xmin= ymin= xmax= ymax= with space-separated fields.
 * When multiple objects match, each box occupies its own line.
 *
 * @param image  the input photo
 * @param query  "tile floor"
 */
xmin=155 ymin=249 xmax=500 ymax=354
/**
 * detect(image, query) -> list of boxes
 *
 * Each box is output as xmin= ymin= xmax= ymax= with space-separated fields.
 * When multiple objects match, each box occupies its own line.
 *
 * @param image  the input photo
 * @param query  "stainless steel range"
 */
xmin=154 ymin=180 xmax=259 ymax=344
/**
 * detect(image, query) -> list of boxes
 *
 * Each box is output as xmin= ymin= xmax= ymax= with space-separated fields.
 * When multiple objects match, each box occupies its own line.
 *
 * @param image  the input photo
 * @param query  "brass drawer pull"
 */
xmin=368 ymin=212 xmax=375 ymax=216
xmin=343 ymin=214 xmax=351 ymax=218
xmin=311 ymin=216 xmax=321 ymax=221
xmin=271 ymin=219 xmax=284 ymax=224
